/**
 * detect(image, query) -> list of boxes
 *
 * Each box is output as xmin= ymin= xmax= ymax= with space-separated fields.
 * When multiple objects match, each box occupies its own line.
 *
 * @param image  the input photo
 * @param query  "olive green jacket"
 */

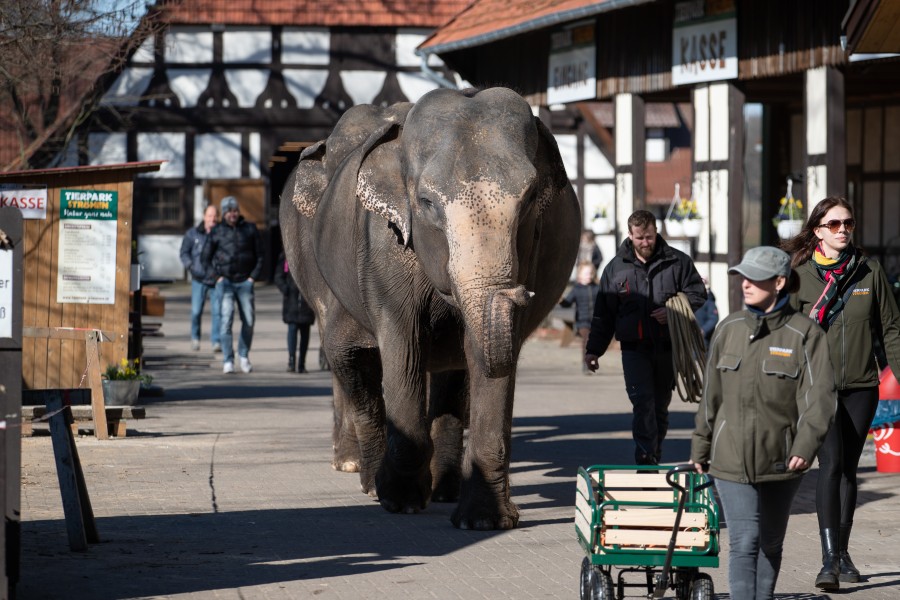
xmin=691 ymin=303 xmax=836 ymax=484
xmin=792 ymin=256 xmax=900 ymax=390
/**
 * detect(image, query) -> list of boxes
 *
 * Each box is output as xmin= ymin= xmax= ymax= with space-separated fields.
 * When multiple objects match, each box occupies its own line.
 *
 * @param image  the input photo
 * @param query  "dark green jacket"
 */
xmin=792 ymin=255 xmax=900 ymax=390
xmin=691 ymin=303 xmax=836 ymax=484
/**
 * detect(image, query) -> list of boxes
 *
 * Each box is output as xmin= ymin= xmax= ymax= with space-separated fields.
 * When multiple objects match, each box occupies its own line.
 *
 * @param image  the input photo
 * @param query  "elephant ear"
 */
xmin=290 ymin=139 xmax=327 ymax=218
xmin=355 ymin=123 xmax=410 ymax=246
xmin=533 ymin=117 xmax=573 ymax=217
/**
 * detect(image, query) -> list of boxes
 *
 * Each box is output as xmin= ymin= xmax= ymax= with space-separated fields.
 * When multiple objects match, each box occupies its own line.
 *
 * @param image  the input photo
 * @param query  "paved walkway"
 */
xmin=16 ymin=283 xmax=900 ymax=599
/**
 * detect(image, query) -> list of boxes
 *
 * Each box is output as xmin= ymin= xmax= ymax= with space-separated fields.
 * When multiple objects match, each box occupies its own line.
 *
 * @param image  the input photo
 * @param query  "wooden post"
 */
xmin=45 ymin=391 xmax=98 ymax=551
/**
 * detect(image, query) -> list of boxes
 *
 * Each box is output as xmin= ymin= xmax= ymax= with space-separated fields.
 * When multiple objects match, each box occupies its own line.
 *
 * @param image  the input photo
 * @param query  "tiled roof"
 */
xmin=646 ymin=147 xmax=692 ymax=206
xmin=157 ymin=0 xmax=472 ymax=28
xmin=420 ymin=0 xmax=654 ymax=53
xmin=583 ymin=102 xmax=683 ymax=129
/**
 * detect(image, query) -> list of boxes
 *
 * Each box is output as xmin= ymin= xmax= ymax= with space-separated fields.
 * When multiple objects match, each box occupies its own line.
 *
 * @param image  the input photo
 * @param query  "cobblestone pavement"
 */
xmin=16 ymin=284 xmax=900 ymax=599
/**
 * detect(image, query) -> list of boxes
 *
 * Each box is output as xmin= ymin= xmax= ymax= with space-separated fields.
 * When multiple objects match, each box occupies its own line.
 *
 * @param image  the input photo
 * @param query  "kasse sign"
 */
xmin=671 ymin=0 xmax=737 ymax=86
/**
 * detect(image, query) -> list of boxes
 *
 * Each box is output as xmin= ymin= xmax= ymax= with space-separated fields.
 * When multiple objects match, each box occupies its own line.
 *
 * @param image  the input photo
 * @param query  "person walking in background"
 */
xmin=692 ymin=246 xmax=836 ymax=600
xmin=179 ymin=204 xmax=221 ymax=353
xmin=559 ymin=262 xmax=600 ymax=373
xmin=694 ymin=277 xmax=719 ymax=348
xmin=585 ymin=210 xmax=706 ymax=465
xmin=274 ymin=251 xmax=316 ymax=373
xmin=782 ymin=196 xmax=900 ymax=590
xmin=577 ymin=229 xmax=603 ymax=271
xmin=201 ymin=196 xmax=263 ymax=374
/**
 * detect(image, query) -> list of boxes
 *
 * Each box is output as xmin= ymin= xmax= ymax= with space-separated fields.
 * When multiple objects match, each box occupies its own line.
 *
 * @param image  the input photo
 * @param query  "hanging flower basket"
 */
xmin=592 ymin=217 xmax=612 ymax=235
xmin=665 ymin=183 xmax=701 ymax=238
xmin=773 ymin=179 xmax=804 ymax=240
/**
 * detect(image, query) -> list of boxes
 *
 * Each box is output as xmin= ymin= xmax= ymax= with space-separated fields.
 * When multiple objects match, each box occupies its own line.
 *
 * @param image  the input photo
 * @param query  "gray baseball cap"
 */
xmin=220 ymin=196 xmax=239 ymax=212
xmin=728 ymin=246 xmax=791 ymax=280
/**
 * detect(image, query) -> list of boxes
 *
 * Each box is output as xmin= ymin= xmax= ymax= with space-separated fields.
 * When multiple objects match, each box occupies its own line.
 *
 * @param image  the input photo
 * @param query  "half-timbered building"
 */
xmin=64 ymin=0 xmax=468 ymax=279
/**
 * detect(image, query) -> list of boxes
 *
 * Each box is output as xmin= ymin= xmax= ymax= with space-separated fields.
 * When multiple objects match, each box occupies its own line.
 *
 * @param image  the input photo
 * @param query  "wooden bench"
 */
xmin=22 ymin=405 xmax=146 ymax=438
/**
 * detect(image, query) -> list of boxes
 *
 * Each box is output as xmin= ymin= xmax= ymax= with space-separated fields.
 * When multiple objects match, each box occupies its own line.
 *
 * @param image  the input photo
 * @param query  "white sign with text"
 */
xmin=547 ymin=22 xmax=596 ymax=105
xmin=0 ymin=249 xmax=11 ymax=338
xmin=0 ymin=184 xmax=48 ymax=219
xmin=672 ymin=16 xmax=737 ymax=86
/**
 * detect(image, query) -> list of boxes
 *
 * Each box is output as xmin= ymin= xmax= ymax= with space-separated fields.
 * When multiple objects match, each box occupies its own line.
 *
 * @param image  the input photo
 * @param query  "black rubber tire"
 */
xmin=579 ymin=557 xmax=591 ymax=600
xmin=589 ymin=568 xmax=614 ymax=600
xmin=690 ymin=573 xmax=714 ymax=600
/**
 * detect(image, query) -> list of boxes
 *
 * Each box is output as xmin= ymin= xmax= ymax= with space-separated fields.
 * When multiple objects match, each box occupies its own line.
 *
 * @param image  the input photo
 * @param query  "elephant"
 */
xmin=279 ymin=87 xmax=580 ymax=529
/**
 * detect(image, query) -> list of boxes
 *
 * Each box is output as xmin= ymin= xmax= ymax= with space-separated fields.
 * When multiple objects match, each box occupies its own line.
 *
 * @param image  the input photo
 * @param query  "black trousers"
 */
xmin=621 ymin=348 xmax=674 ymax=463
xmin=815 ymin=386 xmax=879 ymax=530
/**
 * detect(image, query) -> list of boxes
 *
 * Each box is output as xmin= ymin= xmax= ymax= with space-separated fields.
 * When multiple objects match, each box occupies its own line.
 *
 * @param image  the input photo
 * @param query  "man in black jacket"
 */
xmin=201 ymin=196 xmax=263 ymax=374
xmin=585 ymin=210 xmax=706 ymax=464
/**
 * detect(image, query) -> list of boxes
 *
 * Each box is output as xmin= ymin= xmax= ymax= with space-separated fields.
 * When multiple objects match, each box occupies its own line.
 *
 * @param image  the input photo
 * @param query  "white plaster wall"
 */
xmin=137 ymin=132 xmax=185 ymax=178
xmin=223 ymin=29 xmax=272 ymax=64
xmin=102 ymin=68 xmax=153 ymax=106
xmin=395 ymin=30 xmax=445 ymax=67
xmin=194 ymin=185 xmax=207 ymax=224
xmin=710 ymin=169 xmax=729 ymax=255
xmin=584 ymin=183 xmax=615 ymax=229
xmin=396 ymin=72 xmax=439 ymax=103
xmin=807 ymin=165 xmax=827 ymax=209
xmin=585 ymin=136 xmax=614 ymax=178
xmin=195 ymin=133 xmax=242 ymax=179
xmin=138 ymin=234 xmax=185 ymax=280
xmin=709 ymin=261 xmax=730 ymax=320
xmin=283 ymin=69 xmax=329 ymax=108
xmin=167 ymin=69 xmax=212 ymax=107
xmin=555 ymin=134 xmax=578 ymax=180
xmin=340 ymin=71 xmax=387 ymax=105
xmin=282 ymin=28 xmax=329 ymax=65
xmin=166 ymin=29 xmax=214 ymax=64
xmin=709 ymin=84 xmax=730 ymax=161
xmin=88 ymin=132 xmax=127 ymax=165
xmin=224 ymin=69 xmax=270 ymax=107
xmin=805 ymin=67 xmax=828 ymax=155
xmin=694 ymin=86 xmax=709 ymax=162
xmin=615 ymin=94 xmax=633 ymax=166
xmin=616 ymin=173 xmax=633 ymax=235
xmin=133 ymin=36 xmax=154 ymax=63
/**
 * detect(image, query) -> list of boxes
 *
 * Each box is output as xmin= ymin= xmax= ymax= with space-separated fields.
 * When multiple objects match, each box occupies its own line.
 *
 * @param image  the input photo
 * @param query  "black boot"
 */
xmin=287 ymin=354 xmax=295 ymax=372
xmin=839 ymin=524 xmax=861 ymax=583
xmin=814 ymin=528 xmax=841 ymax=590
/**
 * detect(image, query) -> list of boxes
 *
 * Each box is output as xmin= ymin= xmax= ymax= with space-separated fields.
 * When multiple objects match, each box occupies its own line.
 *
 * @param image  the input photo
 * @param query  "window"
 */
xmin=134 ymin=182 xmax=185 ymax=232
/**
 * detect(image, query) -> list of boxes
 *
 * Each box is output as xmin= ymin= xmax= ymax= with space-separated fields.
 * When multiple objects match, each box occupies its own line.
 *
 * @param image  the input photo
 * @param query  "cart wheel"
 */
xmin=579 ymin=557 xmax=591 ymax=600
xmin=589 ymin=568 xmax=614 ymax=600
xmin=689 ymin=573 xmax=714 ymax=600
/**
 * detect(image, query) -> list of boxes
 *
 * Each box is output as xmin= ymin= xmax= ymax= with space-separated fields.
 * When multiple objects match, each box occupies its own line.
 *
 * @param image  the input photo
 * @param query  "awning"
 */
xmin=843 ymin=0 xmax=900 ymax=54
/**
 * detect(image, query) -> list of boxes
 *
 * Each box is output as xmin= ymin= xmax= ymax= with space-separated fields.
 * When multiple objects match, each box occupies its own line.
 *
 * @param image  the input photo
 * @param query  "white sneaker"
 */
xmin=191 ymin=339 xmax=200 ymax=351
xmin=212 ymin=342 xmax=222 ymax=353
xmin=239 ymin=356 xmax=252 ymax=373
xmin=223 ymin=361 xmax=235 ymax=374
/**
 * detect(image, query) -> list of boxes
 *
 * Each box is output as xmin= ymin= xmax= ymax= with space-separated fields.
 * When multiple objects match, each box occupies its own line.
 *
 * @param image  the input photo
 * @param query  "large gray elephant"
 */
xmin=280 ymin=87 xmax=580 ymax=529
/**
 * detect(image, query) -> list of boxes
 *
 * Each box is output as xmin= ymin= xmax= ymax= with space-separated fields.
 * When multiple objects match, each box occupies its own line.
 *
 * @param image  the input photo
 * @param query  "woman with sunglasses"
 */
xmin=782 ymin=196 xmax=900 ymax=591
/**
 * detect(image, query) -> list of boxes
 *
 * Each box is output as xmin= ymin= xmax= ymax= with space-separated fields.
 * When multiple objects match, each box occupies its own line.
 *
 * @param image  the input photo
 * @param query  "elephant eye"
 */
xmin=418 ymin=196 xmax=433 ymax=209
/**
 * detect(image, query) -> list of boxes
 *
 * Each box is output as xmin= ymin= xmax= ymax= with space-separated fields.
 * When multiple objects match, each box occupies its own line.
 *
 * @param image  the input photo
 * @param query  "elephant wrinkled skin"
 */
xmin=280 ymin=87 xmax=580 ymax=529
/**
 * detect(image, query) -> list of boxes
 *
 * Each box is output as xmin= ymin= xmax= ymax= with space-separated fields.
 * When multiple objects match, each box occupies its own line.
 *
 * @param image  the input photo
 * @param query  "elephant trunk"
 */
xmin=479 ymin=285 xmax=533 ymax=378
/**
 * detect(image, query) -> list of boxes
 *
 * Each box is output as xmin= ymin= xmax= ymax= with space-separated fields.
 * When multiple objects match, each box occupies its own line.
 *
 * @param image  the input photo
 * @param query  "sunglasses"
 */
xmin=816 ymin=218 xmax=855 ymax=234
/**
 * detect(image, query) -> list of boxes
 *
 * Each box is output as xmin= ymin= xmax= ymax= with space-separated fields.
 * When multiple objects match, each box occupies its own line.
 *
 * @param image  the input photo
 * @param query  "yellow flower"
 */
xmin=780 ymin=197 xmax=787 ymax=205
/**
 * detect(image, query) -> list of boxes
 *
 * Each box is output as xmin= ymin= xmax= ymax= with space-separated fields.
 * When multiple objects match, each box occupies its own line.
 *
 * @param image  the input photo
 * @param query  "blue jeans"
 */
xmin=715 ymin=477 xmax=803 ymax=600
xmin=190 ymin=280 xmax=220 ymax=345
xmin=621 ymin=349 xmax=673 ymax=463
xmin=217 ymin=278 xmax=255 ymax=363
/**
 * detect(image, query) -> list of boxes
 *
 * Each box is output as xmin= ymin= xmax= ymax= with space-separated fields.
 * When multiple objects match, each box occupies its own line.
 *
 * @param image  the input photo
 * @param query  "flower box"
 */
xmin=776 ymin=219 xmax=804 ymax=240
xmin=102 ymin=379 xmax=140 ymax=406
xmin=681 ymin=218 xmax=702 ymax=238
xmin=592 ymin=217 xmax=612 ymax=235
xmin=664 ymin=219 xmax=684 ymax=237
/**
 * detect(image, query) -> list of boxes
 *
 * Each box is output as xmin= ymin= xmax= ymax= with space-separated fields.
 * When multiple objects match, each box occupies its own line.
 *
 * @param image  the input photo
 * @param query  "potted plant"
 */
xmin=102 ymin=358 xmax=152 ymax=406
xmin=591 ymin=205 xmax=612 ymax=234
xmin=773 ymin=179 xmax=804 ymax=240
xmin=665 ymin=184 xmax=701 ymax=237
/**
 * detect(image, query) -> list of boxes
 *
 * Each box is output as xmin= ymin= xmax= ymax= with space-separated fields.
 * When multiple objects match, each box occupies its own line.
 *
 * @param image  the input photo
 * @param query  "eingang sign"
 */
xmin=547 ymin=21 xmax=596 ymax=105
xmin=672 ymin=0 xmax=737 ymax=86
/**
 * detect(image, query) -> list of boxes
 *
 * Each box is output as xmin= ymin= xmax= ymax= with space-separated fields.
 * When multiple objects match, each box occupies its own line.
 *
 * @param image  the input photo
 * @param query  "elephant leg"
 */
xmin=451 ymin=362 xmax=519 ymax=530
xmin=375 ymin=336 xmax=433 ymax=514
xmin=323 ymin=318 xmax=385 ymax=497
xmin=428 ymin=370 xmax=467 ymax=503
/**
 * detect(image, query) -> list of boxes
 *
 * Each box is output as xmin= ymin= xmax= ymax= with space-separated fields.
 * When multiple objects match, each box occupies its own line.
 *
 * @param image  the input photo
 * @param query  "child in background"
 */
xmin=560 ymin=262 xmax=600 ymax=372
xmin=274 ymin=252 xmax=316 ymax=373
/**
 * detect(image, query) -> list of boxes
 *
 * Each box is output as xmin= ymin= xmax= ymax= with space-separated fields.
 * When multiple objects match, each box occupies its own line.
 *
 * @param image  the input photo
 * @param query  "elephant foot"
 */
xmin=332 ymin=458 xmax=360 ymax=473
xmin=431 ymin=470 xmax=461 ymax=503
xmin=376 ymin=464 xmax=431 ymax=514
xmin=451 ymin=494 xmax=519 ymax=530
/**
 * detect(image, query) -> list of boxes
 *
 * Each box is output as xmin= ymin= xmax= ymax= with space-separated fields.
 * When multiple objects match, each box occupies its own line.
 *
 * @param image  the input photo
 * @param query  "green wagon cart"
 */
xmin=575 ymin=464 xmax=720 ymax=599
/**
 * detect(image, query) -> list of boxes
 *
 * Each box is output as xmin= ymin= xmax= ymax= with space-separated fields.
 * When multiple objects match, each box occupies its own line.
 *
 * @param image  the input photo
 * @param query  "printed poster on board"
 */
xmin=56 ymin=189 xmax=118 ymax=304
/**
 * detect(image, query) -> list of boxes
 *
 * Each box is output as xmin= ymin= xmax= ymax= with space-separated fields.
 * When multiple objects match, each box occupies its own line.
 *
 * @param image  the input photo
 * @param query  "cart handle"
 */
xmin=666 ymin=463 xmax=714 ymax=493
